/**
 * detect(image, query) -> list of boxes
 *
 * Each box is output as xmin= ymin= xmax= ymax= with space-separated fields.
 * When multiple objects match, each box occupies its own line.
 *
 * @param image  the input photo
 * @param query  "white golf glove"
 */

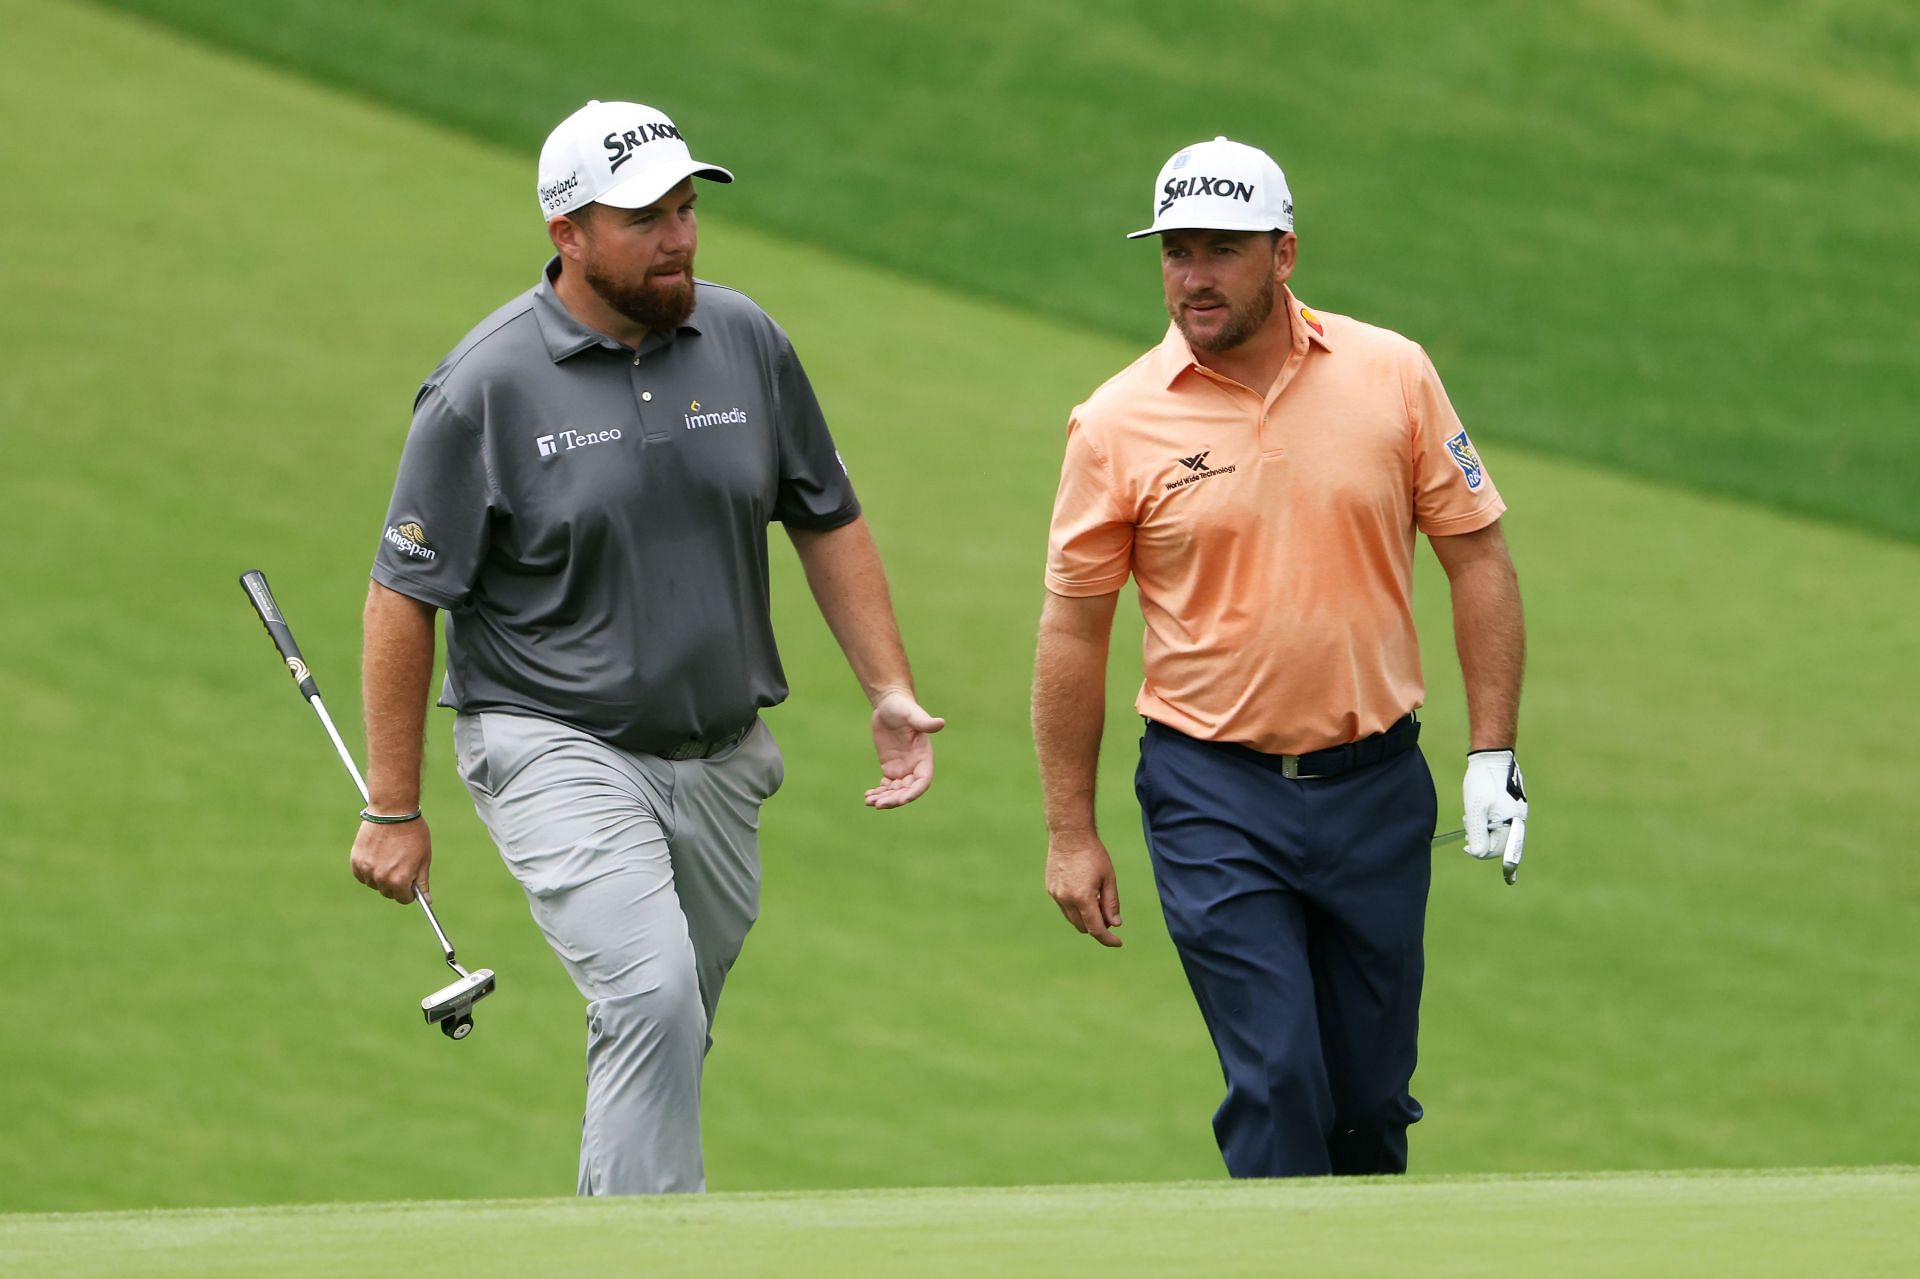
xmin=1463 ymin=749 xmax=1528 ymax=885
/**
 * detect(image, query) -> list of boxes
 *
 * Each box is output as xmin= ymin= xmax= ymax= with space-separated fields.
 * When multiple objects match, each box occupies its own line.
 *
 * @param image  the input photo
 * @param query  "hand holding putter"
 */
xmin=241 ymin=570 xmax=497 ymax=1039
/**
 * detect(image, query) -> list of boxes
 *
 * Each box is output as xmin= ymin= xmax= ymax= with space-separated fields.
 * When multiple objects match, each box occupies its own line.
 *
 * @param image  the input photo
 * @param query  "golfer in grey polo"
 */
xmin=350 ymin=100 xmax=945 ymax=1195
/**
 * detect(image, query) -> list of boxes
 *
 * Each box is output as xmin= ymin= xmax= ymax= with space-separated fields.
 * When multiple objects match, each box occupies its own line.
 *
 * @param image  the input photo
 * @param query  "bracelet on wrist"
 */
xmin=360 ymin=807 xmax=423 ymax=825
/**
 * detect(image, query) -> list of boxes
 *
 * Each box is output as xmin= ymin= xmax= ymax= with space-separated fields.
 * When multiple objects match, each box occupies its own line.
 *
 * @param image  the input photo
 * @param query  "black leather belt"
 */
xmin=661 ymin=723 xmax=753 ymax=761
xmin=1163 ymin=712 xmax=1420 ymax=779
xmin=1276 ymin=713 xmax=1420 ymax=779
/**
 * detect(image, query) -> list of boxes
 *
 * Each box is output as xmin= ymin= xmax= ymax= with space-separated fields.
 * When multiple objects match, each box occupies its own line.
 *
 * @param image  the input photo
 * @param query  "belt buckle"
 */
xmin=1281 ymin=755 xmax=1302 ymax=780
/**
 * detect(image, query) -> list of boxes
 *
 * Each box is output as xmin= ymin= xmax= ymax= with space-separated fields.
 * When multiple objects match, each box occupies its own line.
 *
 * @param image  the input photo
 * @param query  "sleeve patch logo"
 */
xmin=384 ymin=521 xmax=437 ymax=560
xmin=1445 ymin=430 xmax=1485 ymax=491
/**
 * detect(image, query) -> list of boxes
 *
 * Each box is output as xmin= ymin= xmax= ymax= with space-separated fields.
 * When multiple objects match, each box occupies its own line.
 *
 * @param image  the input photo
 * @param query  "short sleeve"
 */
xmin=1407 ymin=345 xmax=1506 ymax=536
xmin=770 ymin=338 xmax=861 ymax=529
xmin=1044 ymin=412 xmax=1134 ymax=596
xmin=370 ymin=385 xmax=496 ymax=609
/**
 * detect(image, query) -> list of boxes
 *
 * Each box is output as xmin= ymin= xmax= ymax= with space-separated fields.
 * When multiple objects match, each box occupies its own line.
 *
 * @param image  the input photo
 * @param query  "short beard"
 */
xmin=1172 ymin=278 xmax=1276 ymax=353
xmin=585 ymin=263 xmax=697 ymax=333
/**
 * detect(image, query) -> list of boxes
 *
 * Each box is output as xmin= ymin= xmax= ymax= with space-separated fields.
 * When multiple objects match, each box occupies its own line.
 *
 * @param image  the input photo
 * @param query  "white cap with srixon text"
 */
xmin=1127 ymin=136 xmax=1293 ymax=240
xmin=536 ymin=101 xmax=734 ymax=222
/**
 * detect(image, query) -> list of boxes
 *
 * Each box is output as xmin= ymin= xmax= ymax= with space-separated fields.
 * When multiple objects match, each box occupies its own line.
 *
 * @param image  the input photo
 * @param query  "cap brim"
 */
xmin=591 ymin=160 xmax=735 ymax=211
xmin=1125 ymin=216 xmax=1290 ymax=241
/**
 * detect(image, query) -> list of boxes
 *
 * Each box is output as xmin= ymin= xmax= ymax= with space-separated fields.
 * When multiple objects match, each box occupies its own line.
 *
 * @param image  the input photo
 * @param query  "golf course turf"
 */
xmin=4 ymin=1170 xmax=1916 ymax=1277
xmin=2 ymin=1 xmax=1915 ymax=1264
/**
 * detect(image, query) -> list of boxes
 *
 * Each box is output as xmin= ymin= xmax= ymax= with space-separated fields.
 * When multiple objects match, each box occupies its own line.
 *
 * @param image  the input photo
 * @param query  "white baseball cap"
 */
xmin=1126 ymin=136 xmax=1293 ymax=240
xmin=536 ymin=100 xmax=734 ymax=222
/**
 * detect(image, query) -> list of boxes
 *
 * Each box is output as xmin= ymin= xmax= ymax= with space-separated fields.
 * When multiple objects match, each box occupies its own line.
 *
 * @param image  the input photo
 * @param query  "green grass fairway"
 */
xmin=3 ymin=0 xmax=1918 ymax=1214
xmin=99 ymin=0 xmax=1920 ymax=541
xmin=3 ymin=1170 xmax=1915 ymax=1278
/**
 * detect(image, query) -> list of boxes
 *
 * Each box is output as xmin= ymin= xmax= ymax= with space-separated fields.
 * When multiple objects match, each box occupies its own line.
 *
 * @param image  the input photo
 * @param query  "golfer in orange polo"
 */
xmin=1033 ymin=137 xmax=1529 ymax=1177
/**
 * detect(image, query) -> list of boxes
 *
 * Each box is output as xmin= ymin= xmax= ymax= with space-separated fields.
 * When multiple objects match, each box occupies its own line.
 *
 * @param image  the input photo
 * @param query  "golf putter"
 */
xmin=240 ymin=570 xmax=497 ymax=1039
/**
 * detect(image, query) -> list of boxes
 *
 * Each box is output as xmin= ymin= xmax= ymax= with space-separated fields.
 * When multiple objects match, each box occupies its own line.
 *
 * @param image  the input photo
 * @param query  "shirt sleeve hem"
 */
xmin=1419 ymin=497 xmax=1507 ymax=537
xmin=777 ymin=500 xmax=862 ymax=532
xmin=370 ymin=564 xmax=462 ymax=610
xmin=1044 ymin=571 xmax=1130 ymax=597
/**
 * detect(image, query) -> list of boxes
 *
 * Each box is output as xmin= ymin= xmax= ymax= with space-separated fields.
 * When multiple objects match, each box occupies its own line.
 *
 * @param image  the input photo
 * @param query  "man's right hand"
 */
xmin=1045 ymin=830 xmax=1123 ymax=947
xmin=350 ymin=817 xmax=433 ymax=904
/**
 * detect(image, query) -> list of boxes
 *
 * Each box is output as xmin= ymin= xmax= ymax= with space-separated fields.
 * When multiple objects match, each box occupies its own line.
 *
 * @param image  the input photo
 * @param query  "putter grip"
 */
xmin=239 ymin=569 xmax=321 ymax=700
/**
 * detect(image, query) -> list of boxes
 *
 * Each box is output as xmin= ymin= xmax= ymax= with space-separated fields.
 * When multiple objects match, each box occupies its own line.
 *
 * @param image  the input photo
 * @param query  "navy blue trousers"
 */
xmin=1136 ymin=721 xmax=1435 ymax=1177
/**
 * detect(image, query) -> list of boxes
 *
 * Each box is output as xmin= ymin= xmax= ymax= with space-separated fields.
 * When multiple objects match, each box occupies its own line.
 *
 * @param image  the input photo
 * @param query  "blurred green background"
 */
xmin=1 ymin=0 xmax=1915 ymax=1211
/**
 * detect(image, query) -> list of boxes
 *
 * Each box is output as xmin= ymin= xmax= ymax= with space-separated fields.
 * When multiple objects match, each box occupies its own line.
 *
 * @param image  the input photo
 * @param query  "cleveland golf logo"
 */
xmin=539 ymin=172 xmax=580 ymax=214
xmin=384 ymin=521 xmax=436 ymax=561
xmin=1445 ymin=429 xmax=1486 ymax=491
xmin=1166 ymin=450 xmax=1236 ymax=490
xmin=1159 ymin=175 xmax=1257 ymax=214
xmin=603 ymin=122 xmax=684 ymax=173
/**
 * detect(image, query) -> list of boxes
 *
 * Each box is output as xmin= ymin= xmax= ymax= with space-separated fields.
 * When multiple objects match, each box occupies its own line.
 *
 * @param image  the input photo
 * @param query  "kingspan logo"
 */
xmin=384 ymin=521 xmax=436 ymax=560
xmin=684 ymin=400 xmax=749 ymax=431
xmin=536 ymin=428 xmax=625 ymax=459
xmin=1159 ymin=175 xmax=1257 ymax=215
xmin=603 ymin=122 xmax=684 ymax=173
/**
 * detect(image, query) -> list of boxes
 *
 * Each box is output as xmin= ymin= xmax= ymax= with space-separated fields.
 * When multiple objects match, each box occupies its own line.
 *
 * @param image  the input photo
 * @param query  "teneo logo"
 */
xmin=1159 ymin=175 xmax=1257 ymax=215
xmin=384 ymin=521 xmax=436 ymax=560
xmin=539 ymin=172 xmax=580 ymax=214
xmin=684 ymin=401 xmax=748 ymax=431
xmin=1165 ymin=450 xmax=1237 ymax=491
xmin=536 ymin=428 xmax=625 ymax=459
xmin=603 ymin=122 xmax=684 ymax=173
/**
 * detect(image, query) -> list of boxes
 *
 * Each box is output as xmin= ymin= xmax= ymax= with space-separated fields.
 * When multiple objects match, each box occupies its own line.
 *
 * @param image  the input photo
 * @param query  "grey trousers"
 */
xmin=453 ymin=710 xmax=783 ymax=1195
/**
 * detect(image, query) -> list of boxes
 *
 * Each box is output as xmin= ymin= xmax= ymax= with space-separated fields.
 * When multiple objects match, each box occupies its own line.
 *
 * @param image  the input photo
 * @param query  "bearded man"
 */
xmin=355 ymin=101 xmax=942 ymax=1194
xmin=1033 ymin=137 xmax=1528 ymax=1177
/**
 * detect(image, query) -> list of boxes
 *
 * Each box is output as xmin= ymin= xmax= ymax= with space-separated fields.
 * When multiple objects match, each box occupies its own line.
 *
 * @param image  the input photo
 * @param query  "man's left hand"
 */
xmin=1463 ymin=749 xmax=1528 ymax=884
xmin=866 ymin=689 xmax=945 ymax=809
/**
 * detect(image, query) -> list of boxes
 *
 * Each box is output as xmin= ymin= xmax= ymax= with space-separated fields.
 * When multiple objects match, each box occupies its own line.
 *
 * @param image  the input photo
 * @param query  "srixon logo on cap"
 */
xmin=1160 ymin=175 xmax=1257 ymax=215
xmin=603 ymin=122 xmax=684 ymax=173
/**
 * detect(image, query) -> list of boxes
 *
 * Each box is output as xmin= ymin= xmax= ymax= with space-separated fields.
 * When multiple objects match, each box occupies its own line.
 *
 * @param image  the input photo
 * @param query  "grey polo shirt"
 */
xmin=371 ymin=258 xmax=861 ymax=755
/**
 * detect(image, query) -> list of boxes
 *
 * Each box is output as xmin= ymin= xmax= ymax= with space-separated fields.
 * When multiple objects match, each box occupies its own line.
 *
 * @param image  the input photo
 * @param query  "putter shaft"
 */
xmin=305 ymin=688 xmax=458 ymax=967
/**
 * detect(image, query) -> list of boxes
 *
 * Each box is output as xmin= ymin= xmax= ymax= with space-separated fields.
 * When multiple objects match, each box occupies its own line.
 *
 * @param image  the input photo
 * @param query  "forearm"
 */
xmin=361 ymin=581 xmax=437 ymax=811
xmin=1032 ymin=591 xmax=1118 ymax=835
xmin=787 ymin=517 xmax=916 ymax=703
xmin=1449 ymin=554 xmax=1526 ymax=751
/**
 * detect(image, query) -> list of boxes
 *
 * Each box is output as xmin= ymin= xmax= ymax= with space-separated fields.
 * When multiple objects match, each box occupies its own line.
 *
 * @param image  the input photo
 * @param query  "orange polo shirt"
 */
xmin=1045 ymin=289 xmax=1505 ymax=755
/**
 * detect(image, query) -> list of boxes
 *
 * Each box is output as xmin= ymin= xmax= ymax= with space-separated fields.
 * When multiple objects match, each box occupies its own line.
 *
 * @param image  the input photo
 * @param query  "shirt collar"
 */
xmin=531 ymin=256 xmax=705 ymax=364
xmin=1154 ymin=284 xmax=1333 ymax=389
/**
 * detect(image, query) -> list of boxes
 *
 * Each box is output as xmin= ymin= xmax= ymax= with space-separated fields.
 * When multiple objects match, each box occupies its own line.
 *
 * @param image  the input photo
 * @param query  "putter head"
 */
xmin=421 ymin=968 xmax=496 ymax=1037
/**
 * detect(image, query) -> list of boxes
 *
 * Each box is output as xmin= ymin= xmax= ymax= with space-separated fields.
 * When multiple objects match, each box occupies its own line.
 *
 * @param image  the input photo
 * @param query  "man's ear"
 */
xmin=1273 ymin=231 xmax=1297 ymax=286
xmin=549 ymin=211 xmax=591 ymax=261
